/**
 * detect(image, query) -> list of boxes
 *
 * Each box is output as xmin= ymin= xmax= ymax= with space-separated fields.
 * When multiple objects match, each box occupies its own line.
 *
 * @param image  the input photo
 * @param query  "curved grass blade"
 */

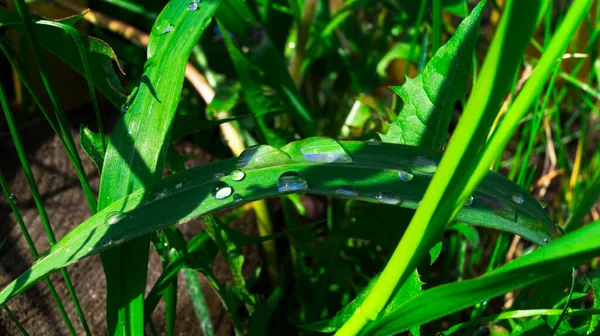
xmin=0 ymin=138 xmax=556 ymax=307
xmin=380 ymin=0 xmax=484 ymax=149
xmin=363 ymin=220 xmax=600 ymax=335
xmin=335 ymin=1 xmax=562 ymax=333
xmin=95 ymin=0 xmax=220 ymax=334
xmin=0 ymin=7 xmax=126 ymax=108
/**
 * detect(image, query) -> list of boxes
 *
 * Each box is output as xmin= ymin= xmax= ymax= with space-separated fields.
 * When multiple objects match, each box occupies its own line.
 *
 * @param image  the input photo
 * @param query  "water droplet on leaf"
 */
xmin=120 ymin=103 xmax=130 ymax=113
xmin=298 ymin=137 xmax=352 ymax=163
xmin=277 ymin=172 xmax=308 ymax=193
xmin=188 ymin=2 xmax=199 ymax=10
xmin=512 ymin=193 xmax=524 ymax=205
xmin=238 ymin=145 xmax=291 ymax=168
xmin=161 ymin=24 xmax=174 ymax=35
xmin=105 ymin=211 xmax=126 ymax=226
xmin=230 ymin=169 xmax=245 ymax=181
xmin=414 ymin=156 xmax=437 ymax=173
xmin=335 ymin=186 xmax=357 ymax=196
xmin=174 ymin=183 xmax=183 ymax=190
xmin=374 ymin=192 xmax=401 ymax=205
xmin=398 ymin=170 xmax=414 ymax=182
xmin=8 ymin=193 xmax=17 ymax=204
xmin=464 ymin=195 xmax=474 ymax=206
xmin=211 ymin=182 xmax=233 ymax=200
xmin=367 ymin=140 xmax=381 ymax=146
xmin=233 ymin=194 xmax=243 ymax=203
xmin=214 ymin=172 xmax=226 ymax=179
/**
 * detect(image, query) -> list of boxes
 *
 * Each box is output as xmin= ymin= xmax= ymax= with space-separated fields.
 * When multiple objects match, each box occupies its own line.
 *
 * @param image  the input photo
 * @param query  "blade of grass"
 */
xmin=95 ymin=0 xmax=220 ymax=333
xmin=364 ymin=220 xmax=600 ymax=335
xmin=0 ymin=171 xmax=75 ymax=335
xmin=182 ymin=269 xmax=216 ymax=336
xmin=0 ymin=138 xmax=558 ymax=308
xmin=448 ymin=309 xmax=600 ymax=335
xmin=335 ymin=1 xmax=551 ymax=334
xmin=2 ymin=305 xmax=30 ymax=336
xmin=216 ymin=0 xmax=316 ymax=137
xmin=0 ymin=78 xmax=87 ymax=335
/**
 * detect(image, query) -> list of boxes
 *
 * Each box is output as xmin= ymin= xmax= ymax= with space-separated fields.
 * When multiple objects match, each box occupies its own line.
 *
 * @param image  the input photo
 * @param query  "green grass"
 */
xmin=1 ymin=0 xmax=600 ymax=335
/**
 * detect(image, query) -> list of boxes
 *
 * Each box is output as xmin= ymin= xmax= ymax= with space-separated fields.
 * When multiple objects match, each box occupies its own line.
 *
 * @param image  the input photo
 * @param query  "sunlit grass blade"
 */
xmin=95 ymin=0 xmax=221 ymax=333
xmin=335 ymin=1 xmax=551 ymax=334
xmin=0 ymin=138 xmax=556 ymax=308
xmin=364 ymin=220 xmax=600 ymax=335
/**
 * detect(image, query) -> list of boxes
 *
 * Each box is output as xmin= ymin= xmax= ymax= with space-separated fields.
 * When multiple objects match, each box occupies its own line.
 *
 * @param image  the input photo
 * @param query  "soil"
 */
xmin=0 ymin=108 xmax=261 ymax=335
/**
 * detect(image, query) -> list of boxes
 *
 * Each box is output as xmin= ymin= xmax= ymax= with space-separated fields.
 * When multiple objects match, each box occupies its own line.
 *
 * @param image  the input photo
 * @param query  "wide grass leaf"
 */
xmin=363 ymin=220 xmax=600 ymax=335
xmin=95 ymin=0 xmax=220 ymax=334
xmin=380 ymin=1 xmax=484 ymax=149
xmin=0 ymin=138 xmax=556 ymax=307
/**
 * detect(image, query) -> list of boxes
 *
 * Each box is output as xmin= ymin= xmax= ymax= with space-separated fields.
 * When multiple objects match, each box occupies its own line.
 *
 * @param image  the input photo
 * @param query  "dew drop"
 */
xmin=335 ymin=186 xmax=358 ymax=196
xmin=367 ymin=140 xmax=381 ymax=146
xmin=511 ymin=193 xmax=524 ymax=205
xmin=299 ymin=137 xmax=352 ymax=163
xmin=233 ymin=194 xmax=243 ymax=203
xmin=374 ymin=192 xmax=401 ymax=205
xmin=105 ymin=211 xmax=126 ymax=226
xmin=238 ymin=145 xmax=291 ymax=168
xmin=87 ymin=247 xmax=93 ymax=252
xmin=543 ymin=238 xmax=549 ymax=244
xmin=230 ymin=169 xmax=245 ymax=181
xmin=174 ymin=183 xmax=183 ymax=190
xmin=464 ymin=195 xmax=474 ymax=206
xmin=147 ymin=188 xmax=168 ymax=202
xmin=480 ymin=300 xmax=487 ymax=306
xmin=214 ymin=172 xmax=226 ymax=179
xmin=277 ymin=172 xmax=308 ymax=193
xmin=211 ymin=182 xmax=233 ymax=200
xmin=397 ymin=170 xmax=414 ymax=183
xmin=188 ymin=2 xmax=199 ymax=10
xmin=414 ymin=156 xmax=437 ymax=173
xmin=538 ymin=199 xmax=548 ymax=209
xmin=161 ymin=24 xmax=174 ymax=35
xmin=8 ymin=193 xmax=17 ymax=204
xmin=120 ymin=103 xmax=130 ymax=113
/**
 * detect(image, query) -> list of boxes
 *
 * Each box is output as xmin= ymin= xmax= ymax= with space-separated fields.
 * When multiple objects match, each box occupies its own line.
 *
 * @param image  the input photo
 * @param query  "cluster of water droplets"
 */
xmin=210 ymin=169 xmax=247 ymax=201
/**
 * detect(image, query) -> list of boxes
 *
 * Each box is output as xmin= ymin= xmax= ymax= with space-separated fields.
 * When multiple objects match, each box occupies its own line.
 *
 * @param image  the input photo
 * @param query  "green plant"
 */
xmin=1 ymin=0 xmax=599 ymax=335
